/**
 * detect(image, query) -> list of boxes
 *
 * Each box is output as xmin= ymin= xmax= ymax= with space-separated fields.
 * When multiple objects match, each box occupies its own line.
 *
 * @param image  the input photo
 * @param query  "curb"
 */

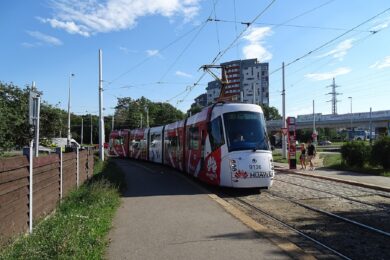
xmin=275 ymin=166 xmax=390 ymax=193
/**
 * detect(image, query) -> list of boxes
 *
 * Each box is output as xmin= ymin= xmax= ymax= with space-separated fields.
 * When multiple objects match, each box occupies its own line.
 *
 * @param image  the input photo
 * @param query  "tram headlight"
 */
xmin=229 ymin=159 xmax=237 ymax=172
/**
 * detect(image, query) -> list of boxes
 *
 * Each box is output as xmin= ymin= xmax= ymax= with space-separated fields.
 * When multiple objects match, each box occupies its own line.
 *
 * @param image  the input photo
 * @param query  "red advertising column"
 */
xmin=287 ymin=117 xmax=297 ymax=169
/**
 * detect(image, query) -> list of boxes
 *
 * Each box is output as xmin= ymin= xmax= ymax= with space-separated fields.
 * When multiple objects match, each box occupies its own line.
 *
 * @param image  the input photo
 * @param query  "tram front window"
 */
xmin=223 ymin=111 xmax=269 ymax=152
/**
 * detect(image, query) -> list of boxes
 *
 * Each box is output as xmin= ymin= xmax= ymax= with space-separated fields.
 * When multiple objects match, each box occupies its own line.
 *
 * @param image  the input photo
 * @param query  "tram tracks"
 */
xmin=220 ymin=190 xmax=390 ymax=260
xmin=274 ymin=178 xmax=390 ymax=211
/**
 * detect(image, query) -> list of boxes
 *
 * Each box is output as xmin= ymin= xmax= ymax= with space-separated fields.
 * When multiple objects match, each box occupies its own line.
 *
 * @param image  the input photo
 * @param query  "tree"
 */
xmin=0 ymin=82 xmax=32 ymax=151
xmin=187 ymin=104 xmax=203 ymax=116
xmin=114 ymin=96 xmax=185 ymax=129
xmin=261 ymin=105 xmax=282 ymax=121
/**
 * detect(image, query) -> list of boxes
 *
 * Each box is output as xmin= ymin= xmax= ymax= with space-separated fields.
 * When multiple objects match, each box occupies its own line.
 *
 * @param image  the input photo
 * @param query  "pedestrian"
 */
xmin=307 ymin=140 xmax=316 ymax=170
xmin=299 ymin=143 xmax=306 ymax=170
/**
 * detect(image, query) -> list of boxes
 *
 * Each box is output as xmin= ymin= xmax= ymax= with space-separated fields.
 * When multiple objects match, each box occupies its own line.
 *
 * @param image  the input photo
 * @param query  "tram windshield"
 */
xmin=223 ymin=111 xmax=269 ymax=152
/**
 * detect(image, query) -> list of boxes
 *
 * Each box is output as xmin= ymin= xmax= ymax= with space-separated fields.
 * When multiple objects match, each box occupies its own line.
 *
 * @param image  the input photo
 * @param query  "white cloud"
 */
xmin=40 ymin=0 xmax=200 ymax=37
xmin=118 ymin=46 xmax=137 ymax=54
xmin=175 ymin=70 xmax=192 ymax=78
xmin=370 ymin=17 xmax=390 ymax=31
xmin=26 ymin=31 xmax=63 ymax=46
xmin=317 ymin=39 xmax=354 ymax=61
xmin=21 ymin=42 xmax=37 ymax=48
xmin=305 ymin=67 xmax=351 ymax=81
xmin=146 ymin=49 xmax=159 ymax=57
xmin=370 ymin=56 xmax=390 ymax=69
xmin=242 ymin=26 xmax=272 ymax=61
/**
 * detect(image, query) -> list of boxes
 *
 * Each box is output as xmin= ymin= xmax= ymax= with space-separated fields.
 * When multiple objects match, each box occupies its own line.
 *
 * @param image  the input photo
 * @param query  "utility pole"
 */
xmin=98 ymin=49 xmax=105 ymax=161
xmin=140 ymin=113 xmax=143 ymax=128
xmin=145 ymin=106 xmax=149 ymax=128
xmin=281 ymin=62 xmax=287 ymax=159
xmin=67 ymin=73 xmax=75 ymax=146
xmin=313 ymin=100 xmax=317 ymax=144
xmin=90 ymin=114 xmax=93 ymax=145
xmin=326 ymin=77 xmax=341 ymax=115
xmin=348 ymin=96 xmax=353 ymax=130
xmin=369 ymin=107 xmax=373 ymax=145
xmin=81 ymin=117 xmax=84 ymax=145
xmin=111 ymin=115 xmax=114 ymax=131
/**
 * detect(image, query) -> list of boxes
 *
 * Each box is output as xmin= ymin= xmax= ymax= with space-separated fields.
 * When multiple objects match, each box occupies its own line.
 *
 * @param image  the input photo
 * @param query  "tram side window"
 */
xmin=188 ymin=127 xmax=199 ymax=150
xmin=151 ymin=133 xmax=161 ymax=147
xmin=209 ymin=116 xmax=225 ymax=151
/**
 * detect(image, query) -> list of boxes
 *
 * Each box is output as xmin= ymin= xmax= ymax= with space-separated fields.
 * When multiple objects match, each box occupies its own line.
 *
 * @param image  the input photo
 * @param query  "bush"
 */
xmin=370 ymin=136 xmax=390 ymax=169
xmin=340 ymin=141 xmax=370 ymax=167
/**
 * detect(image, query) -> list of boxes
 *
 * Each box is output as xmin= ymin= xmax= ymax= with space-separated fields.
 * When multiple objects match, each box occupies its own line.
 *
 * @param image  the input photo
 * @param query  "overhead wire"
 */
xmin=233 ymin=0 xmax=239 ymax=58
xmin=269 ymin=6 xmax=390 ymax=76
xmin=169 ymin=0 xmax=278 ymax=106
xmin=107 ymin=21 xmax=208 ymax=86
xmin=213 ymin=0 xmax=221 ymax=52
xmin=158 ymin=19 xmax=210 ymax=82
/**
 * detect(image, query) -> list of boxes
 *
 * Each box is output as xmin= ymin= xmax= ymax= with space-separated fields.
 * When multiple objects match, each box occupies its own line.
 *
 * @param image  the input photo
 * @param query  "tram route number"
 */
xmin=250 ymin=171 xmax=273 ymax=178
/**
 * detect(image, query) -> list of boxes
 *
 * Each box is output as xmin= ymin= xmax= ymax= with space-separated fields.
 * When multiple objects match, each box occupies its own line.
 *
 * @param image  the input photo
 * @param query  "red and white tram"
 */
xmin=109 ymin=103 xmax=274 ymax=188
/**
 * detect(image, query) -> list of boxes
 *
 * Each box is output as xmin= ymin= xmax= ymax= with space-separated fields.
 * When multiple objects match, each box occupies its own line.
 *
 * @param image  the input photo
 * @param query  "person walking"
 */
xmin=299 ymin=143 xmax=306 ymax=170
xmin=307 ymin=140 xmax=316 ymax=170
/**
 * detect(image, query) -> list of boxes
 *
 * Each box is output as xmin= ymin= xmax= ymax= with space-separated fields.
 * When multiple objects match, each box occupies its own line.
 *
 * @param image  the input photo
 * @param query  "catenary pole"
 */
xmin=90 ymin=114 xmax=93 ymax=145
xmin=98 ymin=49 xmax=105 ymax=161
xmin=111 ymin=115 xmax=114 ymax=131
xmin=67 ymin=74 xmax=74 ymax=146
xmin=369 ymin=107 xmax=372 ymax=145
xmin=282 ymin=62 xmax=287 ymax=159
xmin=81 ymin=117 xmax=84 ymax=145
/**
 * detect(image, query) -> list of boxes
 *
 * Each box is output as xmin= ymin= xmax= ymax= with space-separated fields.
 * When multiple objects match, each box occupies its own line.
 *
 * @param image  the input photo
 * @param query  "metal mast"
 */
xmin=327 ymin=78 xmax=342 ymax=115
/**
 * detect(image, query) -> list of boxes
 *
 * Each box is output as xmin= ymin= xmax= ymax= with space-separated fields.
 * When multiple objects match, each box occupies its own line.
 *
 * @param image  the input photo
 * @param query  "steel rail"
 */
xmin=232 ymin=197 xmax=351 ymax=260
xmin=269 ymin=192 xmax=390 ymax=238
xmin=274 ymin=178 xmax=390 ymax=211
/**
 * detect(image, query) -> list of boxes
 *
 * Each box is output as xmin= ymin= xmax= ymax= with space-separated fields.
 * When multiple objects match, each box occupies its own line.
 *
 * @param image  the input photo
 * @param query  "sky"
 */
xmin=1 ymin=0 xmax=390 ymax=118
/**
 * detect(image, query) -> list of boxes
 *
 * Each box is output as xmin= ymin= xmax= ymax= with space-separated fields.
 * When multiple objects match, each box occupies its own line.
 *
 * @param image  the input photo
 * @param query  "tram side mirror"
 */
xmin=271 ymin=145 xmax=275 ymax=151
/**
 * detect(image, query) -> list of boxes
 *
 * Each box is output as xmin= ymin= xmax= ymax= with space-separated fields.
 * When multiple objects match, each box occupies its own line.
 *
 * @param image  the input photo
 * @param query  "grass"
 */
xmin=272 ymin=151 xmax=292 ymax=164
xmin=319 ymin=153 xmax=390 ymax=177
xmin=0 ymin=159 xmax=126 ymax=259
xmin=319 ymin=153 xmax=342 ymax=168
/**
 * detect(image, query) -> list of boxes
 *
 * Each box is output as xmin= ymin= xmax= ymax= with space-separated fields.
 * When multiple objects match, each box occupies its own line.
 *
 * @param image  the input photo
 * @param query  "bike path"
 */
xmin=106 ymin=159 xmax=293 ymax=260
xmin=274 ymin=162 xmax=390 ymax=192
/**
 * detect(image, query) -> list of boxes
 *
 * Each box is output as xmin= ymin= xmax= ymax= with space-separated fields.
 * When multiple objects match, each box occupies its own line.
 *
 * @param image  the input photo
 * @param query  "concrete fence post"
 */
xmin=76 ymin=147 xmax=80 ymax=187
xmin=55 ymin=148 xmax=63 ymax=199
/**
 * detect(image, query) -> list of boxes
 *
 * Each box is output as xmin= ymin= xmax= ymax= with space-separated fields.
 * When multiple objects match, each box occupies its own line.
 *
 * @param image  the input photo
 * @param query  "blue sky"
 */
xmin=1 ymin=0 xmax=390 ymax=118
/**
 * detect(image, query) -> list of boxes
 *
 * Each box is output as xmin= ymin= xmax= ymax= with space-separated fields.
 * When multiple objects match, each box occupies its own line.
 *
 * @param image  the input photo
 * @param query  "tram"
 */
xmin=109 ymin=103 xmax=274 ymax=188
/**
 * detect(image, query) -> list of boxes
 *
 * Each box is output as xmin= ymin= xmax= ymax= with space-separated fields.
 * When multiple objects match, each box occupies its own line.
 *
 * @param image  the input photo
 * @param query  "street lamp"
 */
xmin=67 ymin=73 xmax=75 ymax=146
xmin=348 ymin=96 xmax=352 ymax=130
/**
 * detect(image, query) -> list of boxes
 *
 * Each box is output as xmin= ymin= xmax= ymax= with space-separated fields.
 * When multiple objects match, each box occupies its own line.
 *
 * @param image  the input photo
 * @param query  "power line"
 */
xmin=158 ymin=19 xmax=210 ymax=82
xmin=269 ymin=7 xmax=390 ymax=75
xmin=212 ymin=0 xmax=221 ymax=52
xmin=107 ymin=21 xmax=207 ymax=85
xmin=176 ymin=0 xmax=336 ymax=107
xmin=208 ymin=18 xmax=375 ymax=33
xmin=169 ymin=0 xmax=278 ymax=106
xmin=233 ymin=0 xmax=239 ymax=58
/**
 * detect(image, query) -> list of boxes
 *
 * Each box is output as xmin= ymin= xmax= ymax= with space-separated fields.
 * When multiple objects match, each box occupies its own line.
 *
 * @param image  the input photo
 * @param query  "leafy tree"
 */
xmin=0 ymin=82 xmax=32 ymax=151
xmin=114 ymin=96 xmax=185 ymax=129
xmin=261 ymin=105 xmax=282 ymax=121
xmin=187 ymin=104 xmax=203 ymax=116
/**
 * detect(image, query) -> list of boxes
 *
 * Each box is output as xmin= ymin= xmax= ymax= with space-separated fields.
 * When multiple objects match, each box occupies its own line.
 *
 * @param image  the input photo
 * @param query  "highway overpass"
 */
xmin=267 ymin=110 xmax=390 ymax=131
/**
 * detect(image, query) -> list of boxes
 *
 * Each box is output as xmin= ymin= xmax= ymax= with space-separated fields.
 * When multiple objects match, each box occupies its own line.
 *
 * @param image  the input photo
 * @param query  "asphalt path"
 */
xmin=105 ymin=159 xmax=292 ymax=260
